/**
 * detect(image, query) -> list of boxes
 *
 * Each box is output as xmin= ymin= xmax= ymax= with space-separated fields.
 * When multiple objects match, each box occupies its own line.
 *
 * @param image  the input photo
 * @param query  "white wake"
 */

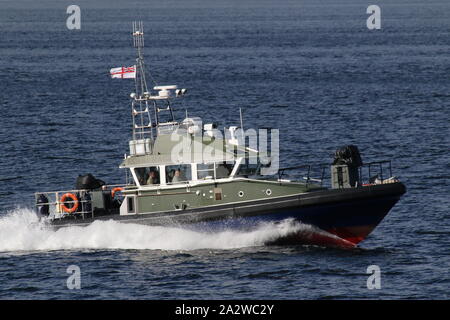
xmin=0 ymin=207 xmax=319 ymax=252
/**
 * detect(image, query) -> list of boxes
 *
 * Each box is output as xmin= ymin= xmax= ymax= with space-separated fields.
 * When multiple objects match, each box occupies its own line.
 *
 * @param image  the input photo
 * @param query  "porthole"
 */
xmin=238 ymin=191 xmax=244 ymax=198
xmin=265 ymin=189 xmax=272 ymax=196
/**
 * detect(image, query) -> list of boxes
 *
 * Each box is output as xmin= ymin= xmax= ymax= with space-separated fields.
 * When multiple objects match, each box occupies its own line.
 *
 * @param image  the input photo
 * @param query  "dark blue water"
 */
xmin=0 ymin=0 xmax=449 ymax=299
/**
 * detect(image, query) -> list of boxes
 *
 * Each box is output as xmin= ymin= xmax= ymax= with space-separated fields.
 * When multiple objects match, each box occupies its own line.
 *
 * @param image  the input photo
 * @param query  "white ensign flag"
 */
xmin=110 ymin=66 xmax=136 ymax=79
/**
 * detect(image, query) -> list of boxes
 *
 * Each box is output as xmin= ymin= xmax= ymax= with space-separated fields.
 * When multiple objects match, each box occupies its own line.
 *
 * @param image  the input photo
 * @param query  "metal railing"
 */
xmin=35 ymin=189 xmax=93 ymax=220
xmin=276 ymin=160 xmax=396 ymax=188
xmin=35 ymin=184 xmax=127 ymax=220
xmin=277 ymin=164 xmax=329 ymax=187
xmin=359 ymin=160 xmax=393 ymax=183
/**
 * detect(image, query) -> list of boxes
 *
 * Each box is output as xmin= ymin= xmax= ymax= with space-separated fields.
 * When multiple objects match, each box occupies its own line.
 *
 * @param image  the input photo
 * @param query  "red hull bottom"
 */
xmin=326 ymin=225 xmax=377 ymax=245
xmin=266 ymin=225 xmax=360 ymax=249
xmin=266 ymin=224 xmax=381 ymax=249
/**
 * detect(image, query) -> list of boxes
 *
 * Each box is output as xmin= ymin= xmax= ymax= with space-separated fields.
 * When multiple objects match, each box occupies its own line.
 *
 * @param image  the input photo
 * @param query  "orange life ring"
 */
xmin=60 ymin=193 xmax=79 ymax=213
xmin=111 ymin=187 xmax=124 ymax=198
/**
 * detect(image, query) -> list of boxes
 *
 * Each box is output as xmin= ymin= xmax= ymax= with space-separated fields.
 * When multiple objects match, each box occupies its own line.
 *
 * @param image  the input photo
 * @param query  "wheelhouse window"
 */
xmin=166 ymin=164 xmax=191 ymax=184
xmin=197 ymin=163 xmax=214 ymax=180
xmin=197 ymin=162 xmax=232 ymax=180
xmin=135 ymin=166 xmax=160 ymax=185
xmin=236 ymin=160 xmax=261 ymax=178
xmin=215 ymin=162 xmax=232 ymax=178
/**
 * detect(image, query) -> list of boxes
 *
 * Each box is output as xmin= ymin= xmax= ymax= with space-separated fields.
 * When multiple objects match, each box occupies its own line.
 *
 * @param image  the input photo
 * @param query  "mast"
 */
xmin=133 ymin=21 xmax=148 ymax=99
xmin=131 ymin=21 xmax=154 ymax=143
xmin=128 ymin=21 xmax=188 ymax=156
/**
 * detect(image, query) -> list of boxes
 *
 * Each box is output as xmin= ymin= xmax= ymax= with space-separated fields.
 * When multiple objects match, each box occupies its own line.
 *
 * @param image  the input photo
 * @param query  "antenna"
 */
xmin=239 ymin=108 xmax=245 ymax=142
xmin=132 ymin=21 xmax=144 ymax=49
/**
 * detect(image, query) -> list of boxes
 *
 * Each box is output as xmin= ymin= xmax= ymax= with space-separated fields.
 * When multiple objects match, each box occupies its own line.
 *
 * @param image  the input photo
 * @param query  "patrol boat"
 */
xmin=35 ymin=22 xmax=406 ymax=248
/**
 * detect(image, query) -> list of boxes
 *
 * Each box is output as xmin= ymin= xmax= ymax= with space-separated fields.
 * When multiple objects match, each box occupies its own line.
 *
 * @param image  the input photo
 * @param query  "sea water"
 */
xmin=0 ymin=0 xmax=449 ymax=299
